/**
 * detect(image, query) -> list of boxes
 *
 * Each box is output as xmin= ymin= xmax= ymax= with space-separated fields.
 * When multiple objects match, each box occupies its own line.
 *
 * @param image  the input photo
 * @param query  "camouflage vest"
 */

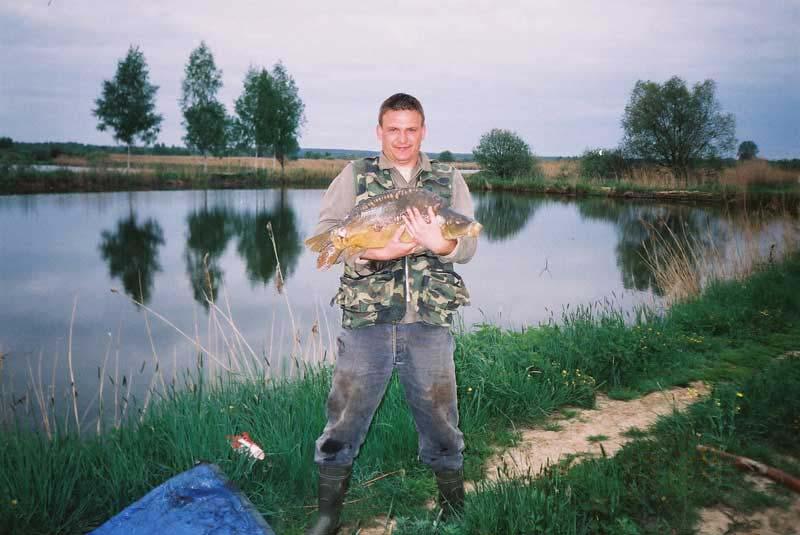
xmin=333 ymin=156 xmax=470 ymax=329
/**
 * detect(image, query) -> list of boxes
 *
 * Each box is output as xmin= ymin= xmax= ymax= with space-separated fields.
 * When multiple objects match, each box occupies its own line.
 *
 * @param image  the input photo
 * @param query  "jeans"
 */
xmin=314 ymin=322 xmax=464 ymax=472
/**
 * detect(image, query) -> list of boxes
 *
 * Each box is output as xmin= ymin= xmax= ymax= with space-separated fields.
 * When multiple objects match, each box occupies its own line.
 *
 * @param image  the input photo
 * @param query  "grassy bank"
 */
xmin=2 ymin=154 xmax=798 ymax=206
xmin=466 ymin=171 xmax=800 ymax=206
xmin=399 ymin=356 xmax=800 ymax=534
xmin=0 ymin=164 xmax=334 ymax=194
xmin=2 ymin=254 xmax=800 ymax=533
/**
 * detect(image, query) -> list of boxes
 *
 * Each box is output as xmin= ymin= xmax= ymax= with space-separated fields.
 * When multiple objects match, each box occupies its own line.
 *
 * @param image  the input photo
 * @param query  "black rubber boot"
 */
xmin=306 ymin=464 xmax=352 ymax=535
xmin=435 ymin=468 xmax=465 ymax=519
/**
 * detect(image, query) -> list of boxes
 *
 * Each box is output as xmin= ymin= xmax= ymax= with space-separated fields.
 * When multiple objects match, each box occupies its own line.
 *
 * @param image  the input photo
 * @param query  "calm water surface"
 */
xmin=0 ymin=189 xmax=788 ymax=426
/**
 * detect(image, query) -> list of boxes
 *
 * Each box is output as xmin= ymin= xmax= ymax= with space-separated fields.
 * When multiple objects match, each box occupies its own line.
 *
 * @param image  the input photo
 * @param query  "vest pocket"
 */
xmin=420 ymin=270 xmax=470 ymax=312
xmin=334 ymin=271 xmax=396 ymax=313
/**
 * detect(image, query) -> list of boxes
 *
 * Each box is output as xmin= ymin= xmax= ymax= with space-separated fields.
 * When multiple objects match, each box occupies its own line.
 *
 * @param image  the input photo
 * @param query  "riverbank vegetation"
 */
xmin=470 ymin=158 xmax=800 ymax=202
xmin=2 ymin=225 xmax=799 ymax=532
xmin=1 ymin=149 xmax=797 ymax=203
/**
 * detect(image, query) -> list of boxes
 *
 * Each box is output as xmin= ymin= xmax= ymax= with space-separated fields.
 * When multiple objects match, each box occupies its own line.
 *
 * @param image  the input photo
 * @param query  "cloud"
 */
xmin=0 ymin=1 xmax=797 ymax=157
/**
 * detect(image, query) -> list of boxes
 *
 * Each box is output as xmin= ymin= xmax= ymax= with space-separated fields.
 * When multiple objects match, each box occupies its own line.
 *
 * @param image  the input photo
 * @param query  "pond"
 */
xmin=0 ymin=189 xmax=792 ymax=429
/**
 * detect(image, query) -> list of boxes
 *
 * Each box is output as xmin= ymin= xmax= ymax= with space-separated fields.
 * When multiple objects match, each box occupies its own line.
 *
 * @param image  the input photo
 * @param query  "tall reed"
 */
xmin=644 ymin=208 xmax=800 ymax=304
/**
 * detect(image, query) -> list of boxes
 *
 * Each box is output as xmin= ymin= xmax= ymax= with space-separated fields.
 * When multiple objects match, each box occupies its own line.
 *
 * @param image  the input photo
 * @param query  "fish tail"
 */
xmin=304 ymin=228 xmax=336 ymax=252
xmin=317 ymin=242 xmax=343 ymax=270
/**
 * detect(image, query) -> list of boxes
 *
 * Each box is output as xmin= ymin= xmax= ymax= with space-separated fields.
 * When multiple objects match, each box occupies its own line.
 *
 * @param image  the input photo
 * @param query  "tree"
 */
xmin=234 ymin=67 xmax=270 ymax=167
xmin=438 ymin=150 xmax=455 ymax=162
xmin=181 ymin=42 xmax=227 ymax=172
xmin=737 ymin=140 xmax=759 ymax=160
xmin=473 ymin=129 xmax=535 ymax=178
xmin=94 ymin=45 xmax=163 ymax=171
xmin=269 ymin=62 xmax=306 ymax=172
xmin=233 ymin=63 xmax=306 ymax=172
xmin=621 ymin=76 xmax=736 ymax=179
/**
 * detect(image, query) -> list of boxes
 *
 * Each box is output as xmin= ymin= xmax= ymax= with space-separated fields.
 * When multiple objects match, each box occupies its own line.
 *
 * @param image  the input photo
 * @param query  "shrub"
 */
xmin=438 ymin=150 xmax=455 ymax=162
xmin=473 ymin=129 xmax=536 ymax=178
xmin=737 ymin=141 xmax=759 ymax=161
xmin=580 ymin=148 xmax=629 ymax=180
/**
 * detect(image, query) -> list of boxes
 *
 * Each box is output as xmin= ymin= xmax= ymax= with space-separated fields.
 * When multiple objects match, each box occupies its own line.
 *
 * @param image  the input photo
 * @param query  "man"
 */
xmin=307 ymin=93 xmax=477 ymax=535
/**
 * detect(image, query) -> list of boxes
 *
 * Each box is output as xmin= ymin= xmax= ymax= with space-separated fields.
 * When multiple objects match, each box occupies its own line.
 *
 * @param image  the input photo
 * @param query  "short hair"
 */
xmin=378 ymin=93 xmax=425 ymax=125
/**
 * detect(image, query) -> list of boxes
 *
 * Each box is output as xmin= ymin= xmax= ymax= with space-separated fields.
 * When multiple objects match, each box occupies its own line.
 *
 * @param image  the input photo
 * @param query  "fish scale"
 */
xmin=304 ymin=189 xmax=482 ymax=270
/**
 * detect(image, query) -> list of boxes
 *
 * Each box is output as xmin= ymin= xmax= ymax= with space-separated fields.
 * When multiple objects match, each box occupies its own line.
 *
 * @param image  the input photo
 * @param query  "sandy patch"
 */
xmin=352 ymin=514 xmax=396 ymax=535
xmin=698 ymin=493 xmax=800 ymax=535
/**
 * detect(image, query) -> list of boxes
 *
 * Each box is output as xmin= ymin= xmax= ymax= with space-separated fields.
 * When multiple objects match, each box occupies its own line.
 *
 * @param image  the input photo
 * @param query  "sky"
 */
xmin=1 ymin=1 xmax=798 ymax=158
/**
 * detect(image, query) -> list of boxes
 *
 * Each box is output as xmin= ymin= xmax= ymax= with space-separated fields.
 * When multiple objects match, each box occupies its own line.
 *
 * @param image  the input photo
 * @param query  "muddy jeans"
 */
xmin=314 ymin=322 xmax=464 ymax=472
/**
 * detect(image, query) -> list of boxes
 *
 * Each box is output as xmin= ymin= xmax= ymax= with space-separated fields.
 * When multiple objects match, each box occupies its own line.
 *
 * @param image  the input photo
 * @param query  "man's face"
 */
xmin=376 ymin=109 xmax=426 ymax=167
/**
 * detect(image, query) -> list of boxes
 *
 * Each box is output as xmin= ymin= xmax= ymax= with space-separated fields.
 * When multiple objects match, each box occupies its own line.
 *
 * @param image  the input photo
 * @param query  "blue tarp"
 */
xmin=91 ymin=463 xmax=275 ymax=535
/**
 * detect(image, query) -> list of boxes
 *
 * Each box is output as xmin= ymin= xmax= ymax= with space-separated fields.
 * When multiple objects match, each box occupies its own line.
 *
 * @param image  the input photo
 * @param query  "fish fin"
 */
xmin=343 ymin=247 xmax=365 ymax=264
xmin=317 ymin=242 xmax=343 ymax=270
xmin=305 ymin=229 xmax=335 ymax=252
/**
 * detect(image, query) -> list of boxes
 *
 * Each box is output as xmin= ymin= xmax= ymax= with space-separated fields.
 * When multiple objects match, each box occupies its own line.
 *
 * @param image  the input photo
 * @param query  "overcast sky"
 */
xmin=1 ymin=1 xmax=798 ymax=157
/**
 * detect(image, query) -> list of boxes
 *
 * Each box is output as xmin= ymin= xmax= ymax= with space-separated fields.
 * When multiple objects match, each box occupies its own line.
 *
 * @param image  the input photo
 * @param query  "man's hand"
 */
xmin=360 ymin=225 xmax=418 ymax=261
xmin=402 ymin=206 xmax=456 ymax=256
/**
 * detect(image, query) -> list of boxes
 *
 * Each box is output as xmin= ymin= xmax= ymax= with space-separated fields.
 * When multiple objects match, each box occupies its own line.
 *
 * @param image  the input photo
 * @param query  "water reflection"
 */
xmin=98 ymin=213 xmax=165 ymax=303
xmin=179 ymin=191 xmax=302 ymax=307
xmin=474 ymin=192 xmax=545 ymax=241
xmin=185 ymin=204 xmax=235 ymax=307
xmin=578 ymin=199 xmax=719 ymax=295
xmin=234 ymin=191 xmax=301 ymax=288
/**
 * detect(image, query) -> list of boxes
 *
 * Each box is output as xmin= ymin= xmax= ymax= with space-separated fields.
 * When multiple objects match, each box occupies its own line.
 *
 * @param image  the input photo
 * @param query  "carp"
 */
xmin=305 ymin=188 xmax=482 ymax=270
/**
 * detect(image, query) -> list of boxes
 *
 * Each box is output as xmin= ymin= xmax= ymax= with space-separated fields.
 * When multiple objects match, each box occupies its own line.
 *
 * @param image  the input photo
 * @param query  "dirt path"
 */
xmin=480 ymin=381 xmax=709 ymax=482
xmin=351 ymin=381 xmax=799 ymax=534
xmin=699 ymin=499 xmax=800 ymax=535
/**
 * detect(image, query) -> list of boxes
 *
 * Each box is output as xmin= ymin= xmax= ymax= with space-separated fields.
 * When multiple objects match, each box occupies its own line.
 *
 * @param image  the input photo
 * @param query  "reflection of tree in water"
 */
xmin=234 ymin=192 xmax=301 ymax=287
xmin=578 ymin=199 xmax=720 ymax=295
xmin=184 ymin=204 xmax=236 ymax=308
xmin=99 ymin=214 xmax=165 ymax=304
xmin=474 ymin=192 xmax=544 ymax=242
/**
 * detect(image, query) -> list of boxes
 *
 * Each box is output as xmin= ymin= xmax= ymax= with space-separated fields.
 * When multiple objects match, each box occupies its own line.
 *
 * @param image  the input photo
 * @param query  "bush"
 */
xmin=438 ymin=150 xmax=455 ymax=162
xmin=737 ymin=141 xmax=759 ymax=161
xmin=473 ymin=129 xmax=536 ymax=178
xmin=580 ymin=148 xmax=629 ymax=180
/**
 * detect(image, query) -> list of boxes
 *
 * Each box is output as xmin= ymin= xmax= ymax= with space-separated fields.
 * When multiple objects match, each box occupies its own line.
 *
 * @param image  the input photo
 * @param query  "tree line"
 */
xmin=93 ymin=43 xmax=305 ymax=172
xmin=472 ymin=76 xmax=764 ymax=181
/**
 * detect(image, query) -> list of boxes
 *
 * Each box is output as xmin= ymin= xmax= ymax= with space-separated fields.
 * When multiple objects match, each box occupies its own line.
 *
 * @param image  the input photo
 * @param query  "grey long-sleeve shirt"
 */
xmin=312 ymin=151 xmax=478 ymax=323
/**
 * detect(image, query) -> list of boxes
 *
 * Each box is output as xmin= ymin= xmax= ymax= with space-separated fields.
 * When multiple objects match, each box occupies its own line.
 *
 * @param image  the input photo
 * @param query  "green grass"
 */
xmin=620 ymin=427 xmax=649 ymax=440
xmin=395 ymin=356 xmax=800 ymax=534
xmin=2 ymin=254 xmax=800 ymax=533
